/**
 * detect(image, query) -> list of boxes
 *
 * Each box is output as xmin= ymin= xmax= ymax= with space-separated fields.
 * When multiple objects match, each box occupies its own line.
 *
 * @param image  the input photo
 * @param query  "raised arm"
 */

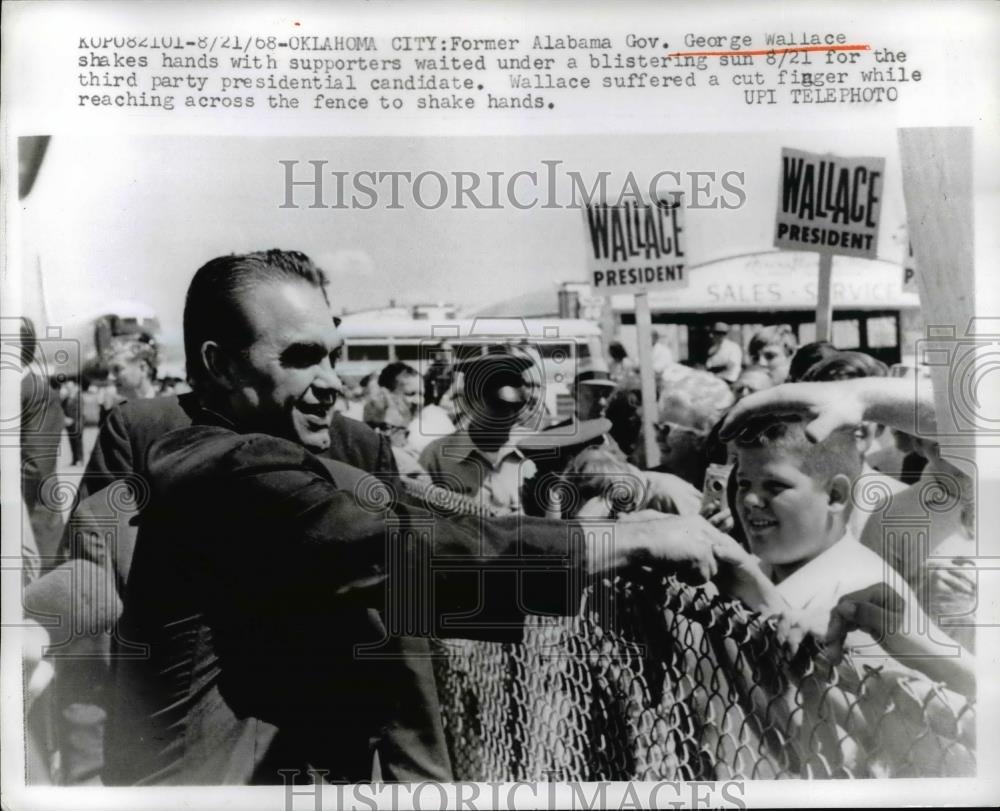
xmin=719 ymin=378 xmax=937 ymax=443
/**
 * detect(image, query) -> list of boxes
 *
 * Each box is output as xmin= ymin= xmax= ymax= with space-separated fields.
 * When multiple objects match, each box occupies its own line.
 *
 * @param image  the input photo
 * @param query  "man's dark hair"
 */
xmin=608 ymin=340 xmax=628 ymax=362
xmin=377 ymin=361 xmax=417 ymax=392
xmin=801 ymin=350 xmax=888 ymax=382
xmin=788 ymin=340 xmax=837 ymax=382
xmin=183 ymin=249 xmax=329 ymax=389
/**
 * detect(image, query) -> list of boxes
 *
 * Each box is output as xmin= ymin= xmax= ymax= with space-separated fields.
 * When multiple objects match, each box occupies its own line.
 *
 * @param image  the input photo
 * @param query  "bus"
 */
xmin=607 ymin=251 xmax=922 ymax=368
xmin=336 ymin=316 xmax=605 ymax=415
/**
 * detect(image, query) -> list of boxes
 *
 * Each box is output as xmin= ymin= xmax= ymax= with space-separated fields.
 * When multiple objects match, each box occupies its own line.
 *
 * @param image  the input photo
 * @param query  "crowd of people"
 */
xmin=16 ymin=249 xmax=977 ymax=786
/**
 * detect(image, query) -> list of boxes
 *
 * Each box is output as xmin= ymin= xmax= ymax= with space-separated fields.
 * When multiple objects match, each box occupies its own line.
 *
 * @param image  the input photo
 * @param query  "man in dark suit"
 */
xmin=68 ymin=393 xmax=397 ymax=576
xmin=64 ymin=385 xmax=450 ymax=783
xmin=19 ymin=318 xmax=66 ymax=561
xmin=103 ymin=249 xmax=726 ymax=785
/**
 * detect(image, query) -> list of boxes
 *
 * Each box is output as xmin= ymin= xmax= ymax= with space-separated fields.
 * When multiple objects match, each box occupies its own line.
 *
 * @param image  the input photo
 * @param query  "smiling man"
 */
xmin=104 ymin=249 xmax=729 ymax=786
xmin=180 ymin=251 xmax=342 ymax=452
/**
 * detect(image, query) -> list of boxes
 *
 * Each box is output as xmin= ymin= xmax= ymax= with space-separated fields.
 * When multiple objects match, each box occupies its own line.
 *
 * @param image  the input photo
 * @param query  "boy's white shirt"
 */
xmin=773 ymin=528 xmax=893 ymax=616
xmin=764 ymin=528 xmax=928 ymax=667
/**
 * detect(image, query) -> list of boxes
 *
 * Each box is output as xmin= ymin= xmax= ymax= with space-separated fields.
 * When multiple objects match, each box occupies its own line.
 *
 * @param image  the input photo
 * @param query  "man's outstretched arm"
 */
xmin=719 ymin=378 xmax=937 ymax=443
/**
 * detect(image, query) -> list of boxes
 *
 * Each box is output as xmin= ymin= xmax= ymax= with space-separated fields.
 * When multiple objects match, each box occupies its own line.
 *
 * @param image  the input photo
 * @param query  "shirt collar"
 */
xmin=774 ymin=527 xmax=861 ymax=606
xmin=451 ymin=428 xmax=526 ymax=465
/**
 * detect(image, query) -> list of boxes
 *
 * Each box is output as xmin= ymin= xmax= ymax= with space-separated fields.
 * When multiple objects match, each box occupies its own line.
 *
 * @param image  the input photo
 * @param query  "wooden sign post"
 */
xmin=633 ymin=292 xmax=660 ymax=467
xmin=774 ymin=147 xmax=885 ymax=343
xmin=898 ymin=127 xmax=975 ymax=441
xmin=583 ymin=194 xmax=688 ymax=469
xmin=815 ymin=253 xmax=834 ymax=342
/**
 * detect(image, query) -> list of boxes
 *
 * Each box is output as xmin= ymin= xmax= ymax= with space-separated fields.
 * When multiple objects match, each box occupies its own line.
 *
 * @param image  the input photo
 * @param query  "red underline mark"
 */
xmin=667 ymin=44 xmax=871 ymax=58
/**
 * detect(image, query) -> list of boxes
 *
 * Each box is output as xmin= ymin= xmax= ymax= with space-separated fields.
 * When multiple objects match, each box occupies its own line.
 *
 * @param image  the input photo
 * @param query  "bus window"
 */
xmin=797 ymin=321 xmax=860 ymax=348
xmin=452 ymin=343 xmax=485 ymax=363
xmin=345 ymin=343 xmax=389 ymax=362
xmin=394 ymin=344 xmax=421 ymax=362
xmin=536 ymin=342 xmax=571 ymax=358
xmin=867 ymin=316 xmax=897 ymax=348
xmin=832 ymin=319 xmax=860 ymax=349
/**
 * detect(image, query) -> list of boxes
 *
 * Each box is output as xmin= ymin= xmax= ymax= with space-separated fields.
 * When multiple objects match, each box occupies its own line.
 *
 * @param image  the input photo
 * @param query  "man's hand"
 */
xmin=719 ymin=381 xmax=868 ymax=444
xmin=720 ymin=378 xmax=934 ymax=443
xmin=590 ymin=511 xmax=729 ymax=584
xmin=701 ymin=503 xmax=735 ymax=533
xmin=711 ymin=536 xmax=786 ymax=614
xmin=824 ymin=583 xmax=975 ymax=697
xmin=929 ymin=557 xmax=977 ymax=610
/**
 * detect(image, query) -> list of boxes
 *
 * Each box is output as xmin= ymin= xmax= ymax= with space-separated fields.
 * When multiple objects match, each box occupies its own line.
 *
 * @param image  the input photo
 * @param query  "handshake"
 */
xmin=586 ymin=510 xmax=763 ymax=590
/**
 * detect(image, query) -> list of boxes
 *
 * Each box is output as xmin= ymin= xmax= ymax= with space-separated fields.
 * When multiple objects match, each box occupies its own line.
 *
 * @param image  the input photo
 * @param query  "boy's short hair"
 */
xmin=748 ymin=325 xmax=797 ymax=359
xmin=732 ymin=418 xmax=862 ymax=482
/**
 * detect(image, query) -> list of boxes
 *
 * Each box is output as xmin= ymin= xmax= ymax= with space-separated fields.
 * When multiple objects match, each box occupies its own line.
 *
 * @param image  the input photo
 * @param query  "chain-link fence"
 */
xmin=433 ymin=577 xmax=975 ymax=781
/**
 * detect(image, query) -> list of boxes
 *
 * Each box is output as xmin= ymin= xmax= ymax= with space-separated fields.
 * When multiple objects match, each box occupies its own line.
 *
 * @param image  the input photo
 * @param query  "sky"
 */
xmin=20 ymin=130 xmax=916 ymax=355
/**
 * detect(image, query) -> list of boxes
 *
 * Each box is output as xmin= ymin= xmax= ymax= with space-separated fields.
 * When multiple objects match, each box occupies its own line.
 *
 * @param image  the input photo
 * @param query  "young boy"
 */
xmin=712 ymin=418 xmax=974 ymax=776
xmin=715 ymin=418 xmax=913 ymax=648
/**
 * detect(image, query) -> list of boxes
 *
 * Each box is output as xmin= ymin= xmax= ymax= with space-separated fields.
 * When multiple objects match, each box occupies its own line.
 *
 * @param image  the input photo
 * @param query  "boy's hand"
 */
xmin=711 ymin=536 xmax=786 ymax=614
xmin=770 ymin=609 xmax=811 ymax=658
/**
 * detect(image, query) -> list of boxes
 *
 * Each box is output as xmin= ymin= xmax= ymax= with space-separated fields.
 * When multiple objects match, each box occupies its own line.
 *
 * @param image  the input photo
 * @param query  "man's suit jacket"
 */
xmin=104 ymin=422 xmax=586 ymax=785
xmin=75 ymin=393 xmax=395 ymax=508
xmin=70 ymin=395 xmax=488 ymax=783
xmin=65 ymin=394 xmax=397 ymax=583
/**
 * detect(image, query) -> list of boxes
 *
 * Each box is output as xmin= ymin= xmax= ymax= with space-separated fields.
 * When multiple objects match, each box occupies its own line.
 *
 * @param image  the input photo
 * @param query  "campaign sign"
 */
xmin=774 ymin=147 xmax=884 ymax=260
xmin=584 ymin=195 xmax=688 ymax=296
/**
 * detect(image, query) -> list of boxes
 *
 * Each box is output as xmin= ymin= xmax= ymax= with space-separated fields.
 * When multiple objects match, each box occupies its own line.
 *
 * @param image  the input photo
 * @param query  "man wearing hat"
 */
xmin=517 ymin=366 xmax=618 ymax=467
xmin=573 ymin=368 xmax=619 ymax=422
xmin=705 ymin=322 xmax=743 ymax=384
xmin=418 ymin=346 xmax=540 ymax=515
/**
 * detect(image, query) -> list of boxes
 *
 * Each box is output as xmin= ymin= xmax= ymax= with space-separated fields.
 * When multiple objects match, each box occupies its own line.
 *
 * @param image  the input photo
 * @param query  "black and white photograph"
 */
xmin=1 ymin=3 xmax=997 ymax=810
